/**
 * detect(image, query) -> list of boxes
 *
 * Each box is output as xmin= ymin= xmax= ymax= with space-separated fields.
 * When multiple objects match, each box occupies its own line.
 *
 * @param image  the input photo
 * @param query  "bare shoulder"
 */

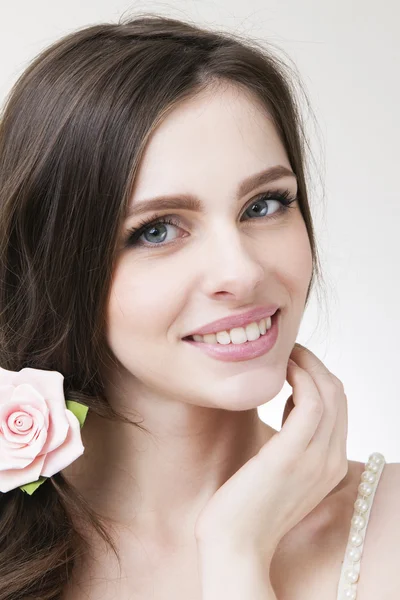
xmin=371 ymin=461 xmax=400 ymax=537
xmin=376 ymin=461 xmax=400 ymax=505
xmin=357 ymin=460 xmax=400 ymax=599
xmin=372 ymin=461 xmax=400 ymax=541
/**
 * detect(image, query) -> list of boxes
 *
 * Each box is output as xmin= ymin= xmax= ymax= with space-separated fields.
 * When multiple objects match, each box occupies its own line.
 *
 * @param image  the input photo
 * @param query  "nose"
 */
xmin=201 ymin=226 xmax=265 ymax=299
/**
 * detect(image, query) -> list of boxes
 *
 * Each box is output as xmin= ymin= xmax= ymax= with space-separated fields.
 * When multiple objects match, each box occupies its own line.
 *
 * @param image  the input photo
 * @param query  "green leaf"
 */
xmin=20 ymin=476 xmax=47 ymax=495
xmin=66 ymin=400 xmax=89 ymax=427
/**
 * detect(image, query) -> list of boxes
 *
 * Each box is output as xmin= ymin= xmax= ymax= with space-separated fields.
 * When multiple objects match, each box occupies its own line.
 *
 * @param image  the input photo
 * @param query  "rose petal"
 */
xmin=17 ymin=369 xmax=69 ymax=455
xmin=0 ymin=383 xmax=49 ymax=415
xmin=0 ymin=424 xmax=48 ymax=471
xmin=0 ymin=389 xmax=49 ymax=469
xmin=0 ymin=453 xmax=46 ymax=494
xmin=7 ymin=411 xmax=34 ymax=433
xmin=41 ymin=409 xmax=84 ymax=477
xmin=0 ymin=366 xmax=24 ymax=387
xmin=0 ymin=368 xmax=69 ymax=455
xmin=0 ymin=384 xmax=16 ymax=406
xmin=0 ymin=368 xmax=72 ymax=475
xmin=2 ymin=404 xmax=46 ymax=445
xmin=0 ymin=385 xmax=49 ymax=446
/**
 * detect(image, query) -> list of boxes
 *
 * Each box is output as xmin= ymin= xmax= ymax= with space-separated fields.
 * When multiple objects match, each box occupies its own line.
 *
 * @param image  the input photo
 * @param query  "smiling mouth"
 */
xmin=182 ymin=310 xmax=279 ymax=343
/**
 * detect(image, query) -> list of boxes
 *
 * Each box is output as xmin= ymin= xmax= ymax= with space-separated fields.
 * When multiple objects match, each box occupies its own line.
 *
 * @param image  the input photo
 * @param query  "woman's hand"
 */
xmin=194 ymin=343 xmax=349 ymax=563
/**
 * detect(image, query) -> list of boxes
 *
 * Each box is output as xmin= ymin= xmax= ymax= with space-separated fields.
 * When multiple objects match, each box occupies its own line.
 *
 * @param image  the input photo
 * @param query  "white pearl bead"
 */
xmin=361 ymin=470 xmax=376 ymax=484
xmin=354 ymin=498 xmax=369 ymax=513
xmin=342 ymin=587 xmax=357 ymax=599
xmin=338 ymin=453 xmax=385 ymax=600
xmin=351 ymin=515 xmax=366 ymax=530
xmin=358 ymin=482 xmax=373 ymax=496
xmin=345 ymin=568 xmax=359 ymax=583
xmin=348 ymin=546 xmax=362 ymax=562
xmin=350 ymin=531 xmax=363 ymax=546
xmin=369 ymin=452 xmax=385 ymax=465
xmin=365 ymin=461 xmax=379 ymax=474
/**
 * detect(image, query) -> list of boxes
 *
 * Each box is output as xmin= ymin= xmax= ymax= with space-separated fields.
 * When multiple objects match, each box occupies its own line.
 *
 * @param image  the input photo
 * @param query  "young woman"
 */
xmin=0 ymin=13 xmax=397 ymax=600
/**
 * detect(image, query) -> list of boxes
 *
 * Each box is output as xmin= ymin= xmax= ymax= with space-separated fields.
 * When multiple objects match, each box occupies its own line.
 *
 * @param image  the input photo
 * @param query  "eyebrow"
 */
xmin=126 ymin=164 xmax=297 ymax=219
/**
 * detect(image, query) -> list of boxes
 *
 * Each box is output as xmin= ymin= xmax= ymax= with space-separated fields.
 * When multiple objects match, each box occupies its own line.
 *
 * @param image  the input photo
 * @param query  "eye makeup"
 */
xmin=124 ymin=188 xmax=297 ymax=250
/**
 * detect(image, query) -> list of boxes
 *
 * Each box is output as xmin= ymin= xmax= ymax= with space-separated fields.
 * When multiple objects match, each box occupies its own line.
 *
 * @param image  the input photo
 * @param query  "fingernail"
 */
xmin=288 ymin=359 xmax=296 ymax=367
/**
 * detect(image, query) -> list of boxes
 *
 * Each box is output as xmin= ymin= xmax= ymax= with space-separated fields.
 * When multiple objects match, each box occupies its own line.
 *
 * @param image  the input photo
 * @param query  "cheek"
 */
xmin=106 ymin=259 xmax=180 ymax=351
xmin=292 ymin=230 xmax=313 ymax=284
xmin=276 ymin=219 xmax=313 ymax=295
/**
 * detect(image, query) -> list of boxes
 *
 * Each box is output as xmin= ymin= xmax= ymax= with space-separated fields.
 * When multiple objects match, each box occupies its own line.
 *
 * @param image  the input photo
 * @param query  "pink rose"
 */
xmin=0 ymin=366 xmax=86 ymax=494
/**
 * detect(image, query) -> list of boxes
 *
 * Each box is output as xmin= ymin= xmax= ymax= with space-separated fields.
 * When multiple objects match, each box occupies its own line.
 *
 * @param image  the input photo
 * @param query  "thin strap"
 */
xmin=336 ymin=452 xmax=386 ymax=600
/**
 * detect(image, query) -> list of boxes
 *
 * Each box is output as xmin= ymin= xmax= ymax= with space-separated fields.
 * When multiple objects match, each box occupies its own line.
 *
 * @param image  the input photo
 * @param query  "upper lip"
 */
xmin=183 ymin=305 xmax=280 ymax=338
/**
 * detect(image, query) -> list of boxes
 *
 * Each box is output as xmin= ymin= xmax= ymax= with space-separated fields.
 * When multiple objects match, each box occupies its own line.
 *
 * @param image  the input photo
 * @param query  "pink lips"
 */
xmin=183 ymin=304 xmax=280 ymax=338
xmin=183 ymin=309 xmax=280 ymax=362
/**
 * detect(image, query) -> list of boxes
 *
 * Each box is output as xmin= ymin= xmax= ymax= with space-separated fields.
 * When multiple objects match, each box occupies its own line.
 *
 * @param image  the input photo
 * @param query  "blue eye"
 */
xmin=125 ymin=188 xmax=297 ymax=249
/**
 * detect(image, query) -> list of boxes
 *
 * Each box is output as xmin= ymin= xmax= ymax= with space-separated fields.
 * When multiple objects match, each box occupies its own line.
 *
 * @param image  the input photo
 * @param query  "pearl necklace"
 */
xmin=336 ymin=452 xmax=386 ymax=599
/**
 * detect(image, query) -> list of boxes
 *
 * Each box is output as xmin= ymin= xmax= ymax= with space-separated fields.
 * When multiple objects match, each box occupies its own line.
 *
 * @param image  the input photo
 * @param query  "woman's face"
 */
xmin=105 ymin=84 xmax=313 ymax=411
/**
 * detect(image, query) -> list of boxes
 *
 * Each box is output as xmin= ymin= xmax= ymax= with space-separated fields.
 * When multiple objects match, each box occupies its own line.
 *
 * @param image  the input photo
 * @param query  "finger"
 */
xmin=325 ymin=384 xmax=349 ymax=475
xmin=281 ymin=394 xmax=294 ymax=428
xmin=289 ymin=345 xmax=338 ymax=453
xmin=277 ymin=359 xmax=323 ymax=453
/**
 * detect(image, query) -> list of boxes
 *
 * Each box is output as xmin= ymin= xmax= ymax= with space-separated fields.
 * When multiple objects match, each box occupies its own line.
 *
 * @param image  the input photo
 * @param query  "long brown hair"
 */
xmin=0 ymin=12 xmax=326 ymax=599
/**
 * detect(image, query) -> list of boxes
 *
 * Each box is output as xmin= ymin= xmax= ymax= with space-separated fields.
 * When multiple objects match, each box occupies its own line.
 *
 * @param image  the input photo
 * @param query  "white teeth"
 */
xmin=192 ymin=317 xmax=272 ymax=345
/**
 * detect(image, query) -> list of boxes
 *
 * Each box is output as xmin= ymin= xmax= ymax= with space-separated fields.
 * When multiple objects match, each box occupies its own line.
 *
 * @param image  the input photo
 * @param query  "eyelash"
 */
xmin=125 ymin=188 xmax=297 ymax=249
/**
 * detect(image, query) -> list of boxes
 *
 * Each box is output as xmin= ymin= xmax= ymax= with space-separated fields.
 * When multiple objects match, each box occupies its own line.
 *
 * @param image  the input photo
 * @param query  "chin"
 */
xmin=190 ymin=371 xmax=287 ymax=411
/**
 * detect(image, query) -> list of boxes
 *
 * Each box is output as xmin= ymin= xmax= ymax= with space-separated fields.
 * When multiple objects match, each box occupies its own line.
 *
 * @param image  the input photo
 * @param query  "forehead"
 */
xmin=130 ymin=85 xmax=291 ymax=205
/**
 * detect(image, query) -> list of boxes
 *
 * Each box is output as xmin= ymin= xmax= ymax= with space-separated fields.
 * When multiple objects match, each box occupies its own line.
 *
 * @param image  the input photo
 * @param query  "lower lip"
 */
xmin=182 ymin=310 xmax=280 ymax=362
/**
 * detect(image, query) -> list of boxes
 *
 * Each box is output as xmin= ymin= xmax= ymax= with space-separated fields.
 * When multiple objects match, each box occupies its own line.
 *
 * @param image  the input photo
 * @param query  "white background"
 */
xmin=1 ymin=0 xmax=398 ymax=462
